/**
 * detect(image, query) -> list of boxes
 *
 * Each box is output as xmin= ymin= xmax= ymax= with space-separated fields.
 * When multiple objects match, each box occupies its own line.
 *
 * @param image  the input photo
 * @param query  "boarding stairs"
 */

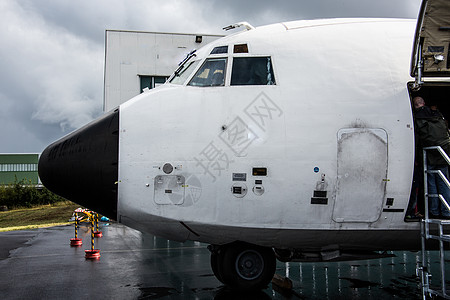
xmin=418 ymin=146 xmax=450 ymax=299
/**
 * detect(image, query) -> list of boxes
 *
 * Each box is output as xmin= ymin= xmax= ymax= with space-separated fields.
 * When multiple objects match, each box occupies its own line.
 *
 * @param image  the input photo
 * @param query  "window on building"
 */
xmin=188 ymin=58 xmax=227 ymax=87
xmin=139 ymin=76 xmax=169 ymax=93
xmin=231 ymin=57 xmax=276 ymax=86
xmin=0 ymin=163 xmax=38 ymax=172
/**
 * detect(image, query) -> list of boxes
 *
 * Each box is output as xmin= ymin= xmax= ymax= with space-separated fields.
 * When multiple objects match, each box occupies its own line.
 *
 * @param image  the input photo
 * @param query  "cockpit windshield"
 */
xmin=231 ymin=57 xmax=275 ymax=85
xmin=188 ymin=58 xmax=227 ymax=87
xmin=169 ymin=48 xmax=276 ymax=87
xmin=169 ymin=60 xmax=200 ymax=85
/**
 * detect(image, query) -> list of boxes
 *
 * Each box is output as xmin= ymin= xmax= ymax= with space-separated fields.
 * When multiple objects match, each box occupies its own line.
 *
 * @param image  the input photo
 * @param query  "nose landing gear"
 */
xmin=209 ymin=242 xmax=276 ymax=291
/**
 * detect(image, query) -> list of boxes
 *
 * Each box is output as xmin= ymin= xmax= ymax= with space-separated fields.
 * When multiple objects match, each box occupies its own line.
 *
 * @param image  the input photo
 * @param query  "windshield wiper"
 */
xmin=174 ymin=50 xmax=197 ymax=76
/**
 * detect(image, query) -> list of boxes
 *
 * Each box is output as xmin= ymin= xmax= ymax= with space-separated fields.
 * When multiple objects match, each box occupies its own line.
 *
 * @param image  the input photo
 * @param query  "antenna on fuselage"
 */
xmin=223 ymin=21 xmax=255 ymax=31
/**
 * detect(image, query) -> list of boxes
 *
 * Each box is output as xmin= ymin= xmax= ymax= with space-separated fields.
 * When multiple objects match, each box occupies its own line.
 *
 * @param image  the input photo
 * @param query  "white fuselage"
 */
xmin=117 ymin=19 xmax=419 ymax=251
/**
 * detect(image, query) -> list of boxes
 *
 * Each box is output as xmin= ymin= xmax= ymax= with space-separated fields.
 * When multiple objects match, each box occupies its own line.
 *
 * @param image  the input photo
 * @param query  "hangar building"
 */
xmin=103 ymin=30 xmax=223 ymax=111
xmin=0 ymin=154 xmax=40 ymax=185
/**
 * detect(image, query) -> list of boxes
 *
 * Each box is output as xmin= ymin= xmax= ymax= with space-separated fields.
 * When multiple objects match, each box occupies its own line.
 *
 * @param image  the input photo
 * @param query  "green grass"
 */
xmin=0 ymin=202 xmax=80 ymax=232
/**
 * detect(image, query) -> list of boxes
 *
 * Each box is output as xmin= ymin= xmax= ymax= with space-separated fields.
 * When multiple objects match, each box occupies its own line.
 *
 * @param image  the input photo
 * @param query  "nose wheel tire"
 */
xmin=211 ymin=253 xmax=225 ymax=284
xmin=211 ymin=242 xmax=276 ymax=291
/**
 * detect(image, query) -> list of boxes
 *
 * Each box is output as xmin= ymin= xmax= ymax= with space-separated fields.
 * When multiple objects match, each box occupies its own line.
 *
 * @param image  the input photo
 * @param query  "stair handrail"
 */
xmin=421 ymin=145 xmax=450 ymax=299
xmin=423 ymin=146 xmax=450 ymax=220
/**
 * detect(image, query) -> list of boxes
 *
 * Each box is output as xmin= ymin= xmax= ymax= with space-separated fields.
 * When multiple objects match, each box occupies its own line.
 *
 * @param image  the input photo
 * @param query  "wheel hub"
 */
xmin=235 ymin=250 xmax=264 ymax=280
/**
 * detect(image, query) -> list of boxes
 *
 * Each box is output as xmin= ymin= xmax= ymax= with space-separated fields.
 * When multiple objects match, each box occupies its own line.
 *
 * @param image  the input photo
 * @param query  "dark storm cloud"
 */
xmin=18 ymin=0 xmax=131 ymax=44
xmin=201 ymin=0 xmax=421 ymax=27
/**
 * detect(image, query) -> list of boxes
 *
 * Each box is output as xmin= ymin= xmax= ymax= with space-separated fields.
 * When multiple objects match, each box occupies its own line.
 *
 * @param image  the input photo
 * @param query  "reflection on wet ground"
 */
xmin=279 ymin=256 xmax=422 ymax=299
xmin=0 ymin=222 xmax=447 ymax=299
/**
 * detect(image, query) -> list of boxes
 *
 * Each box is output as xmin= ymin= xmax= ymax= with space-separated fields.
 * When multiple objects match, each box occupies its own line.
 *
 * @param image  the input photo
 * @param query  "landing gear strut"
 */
xmin=208 ymin=242 xmax=276 ymax=290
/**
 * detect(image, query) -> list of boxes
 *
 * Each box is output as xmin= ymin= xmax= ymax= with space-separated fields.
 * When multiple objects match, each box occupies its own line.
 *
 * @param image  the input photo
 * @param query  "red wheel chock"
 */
xmin=70 ymin=238 xmax=83 ymax=247
xmin=85 ymin=249 xmax=101 ymax=259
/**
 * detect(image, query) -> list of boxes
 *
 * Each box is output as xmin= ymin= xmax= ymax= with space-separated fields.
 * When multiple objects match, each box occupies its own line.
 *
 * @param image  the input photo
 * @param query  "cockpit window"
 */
xmin=233 ymin=44 xmax=248 ymax=53
xmin=231 ymin=57 xmax=276 ymax=86
xmin=169 ymin=60 xmax=200 ymax=85
xmin=188 ymin=58 xmax=227 ymax=87
xmin=211 ymin=46 xmax=228 ymax=54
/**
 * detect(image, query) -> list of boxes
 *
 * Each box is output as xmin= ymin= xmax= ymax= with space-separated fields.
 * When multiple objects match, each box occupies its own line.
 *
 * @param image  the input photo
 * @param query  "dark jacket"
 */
xmin=415 ymin=106 xmax=450 ymax=165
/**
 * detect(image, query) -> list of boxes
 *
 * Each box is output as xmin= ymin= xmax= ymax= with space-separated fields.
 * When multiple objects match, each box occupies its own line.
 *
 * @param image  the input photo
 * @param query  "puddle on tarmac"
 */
xmin=138 ymin=287 xmax=178 ymax=299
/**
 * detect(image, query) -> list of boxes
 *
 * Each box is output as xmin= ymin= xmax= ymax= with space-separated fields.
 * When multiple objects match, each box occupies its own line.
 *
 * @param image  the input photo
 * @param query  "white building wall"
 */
xmin=104 ymin=30 xmax=222 ymax=111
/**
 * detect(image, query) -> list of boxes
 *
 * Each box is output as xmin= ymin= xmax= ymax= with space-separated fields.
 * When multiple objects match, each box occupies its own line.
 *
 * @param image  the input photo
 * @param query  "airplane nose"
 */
xmin=38 ymin=109 xmax=119 ymax=220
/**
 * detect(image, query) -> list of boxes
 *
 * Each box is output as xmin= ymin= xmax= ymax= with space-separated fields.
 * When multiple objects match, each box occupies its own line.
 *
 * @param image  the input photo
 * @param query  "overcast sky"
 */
xmin=0 ymin=0 xmax=422 ymax=153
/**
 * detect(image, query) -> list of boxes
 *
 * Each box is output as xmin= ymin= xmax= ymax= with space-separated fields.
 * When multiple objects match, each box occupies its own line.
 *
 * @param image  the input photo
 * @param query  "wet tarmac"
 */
xmin=0 ymin=222 xmax=446 ymax=299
